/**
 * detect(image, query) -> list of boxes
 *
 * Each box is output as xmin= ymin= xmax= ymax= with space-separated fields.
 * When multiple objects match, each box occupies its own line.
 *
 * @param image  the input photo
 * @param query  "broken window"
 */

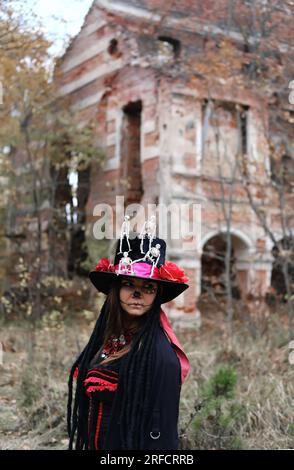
xmin=108 ymin=38 xmax=119 ymax=56
xmin=271 ymin=153 xmax=294 ymax=191
xmin=269 ymin=109 xmax=294 ymax=188
xmin=201 ymin=99 xmax=248 ymax=177
xmin=281 ymin=154 xmax=294 ymax=183
xmin=157 ymin=36 xmax=181 ymax=63
xmin=242 ymin=42 xmax=258 ymax=77
xmin=271 ymin=236 xmax=294 ymax=300
xmin=237 ymin=104 xmax=249 ymax=156
xmin=120 ymin=100 xmax=144 ymax=209
xmin=201 ymin=234 xmax=241 ymax=299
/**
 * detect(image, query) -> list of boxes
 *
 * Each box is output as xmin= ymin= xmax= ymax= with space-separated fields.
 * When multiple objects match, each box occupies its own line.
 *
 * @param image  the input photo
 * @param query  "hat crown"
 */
xmin=114 ymin=233 xmax=166 ymax=268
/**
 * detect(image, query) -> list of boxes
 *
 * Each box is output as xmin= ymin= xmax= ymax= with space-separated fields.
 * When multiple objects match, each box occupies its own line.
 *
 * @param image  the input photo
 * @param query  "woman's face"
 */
xmin=119 ymin=276 xmax=158 ymax=318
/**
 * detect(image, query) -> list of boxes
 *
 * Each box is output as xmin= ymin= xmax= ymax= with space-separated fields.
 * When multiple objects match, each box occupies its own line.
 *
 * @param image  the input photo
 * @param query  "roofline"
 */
xmin=96 ymin=0 xmax=292 ymax=51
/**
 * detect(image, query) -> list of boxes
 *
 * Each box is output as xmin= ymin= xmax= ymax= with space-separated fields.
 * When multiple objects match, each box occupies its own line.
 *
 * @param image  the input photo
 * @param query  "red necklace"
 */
xmin=100 ymin=327 xmax=136 ymax=359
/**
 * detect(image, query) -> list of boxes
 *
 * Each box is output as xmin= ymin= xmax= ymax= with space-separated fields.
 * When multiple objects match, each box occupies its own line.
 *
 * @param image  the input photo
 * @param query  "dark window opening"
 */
xmin=271 ymin=153 xmax=294 ymax=190
xmin=201 ymin=234 xmax=241 ymax=299
xmin=157 ymin=36 xmax=181 ymax=61
xmin=120 ymin=100 xmax=144 ymax=209
xmin=281 ymin=154 xmax=294 ymax=182
xmin=242 ymin=42 xmax=258 ymax=76
xmin=108 ymin=38 xmax=119 ymax=56
xmin=202 ymin=99 xmax=249 ymax=156
xmin=238 ymin=104 xmax=249 ymax=155
xmin=271 ymin=236 xmax=294 ymax=300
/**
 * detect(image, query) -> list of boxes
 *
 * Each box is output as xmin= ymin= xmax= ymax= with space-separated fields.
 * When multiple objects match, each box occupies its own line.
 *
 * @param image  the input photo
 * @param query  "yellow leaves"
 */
xmin=41 ymin=310 xmax=63 ymax=330
xmin=53 ymin=296 xmax=62 ymax=305
xmin=41 ymin=275 xmax=71 ymax=290
xmin=26 ymin=305 xmax=32 ymax=317
xmin=196 ymin=38 xmax=244 ymax=83
xmin=81 ymin=309 xmax=95 ymax=322
xmin=282 ymin=111 xmax=294 ymax=124
xmin=0 ymin=295 xmax=12 ymax=314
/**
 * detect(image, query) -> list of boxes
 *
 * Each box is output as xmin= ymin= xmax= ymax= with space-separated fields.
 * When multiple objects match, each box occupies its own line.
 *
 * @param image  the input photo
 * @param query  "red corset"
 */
xmin=73 ymin=365 xmax=120 ymax=450
xmin=85 ymin=367 xmax=119 ymax=450
xmin=84 ymin=368 xmax=119 ymax=396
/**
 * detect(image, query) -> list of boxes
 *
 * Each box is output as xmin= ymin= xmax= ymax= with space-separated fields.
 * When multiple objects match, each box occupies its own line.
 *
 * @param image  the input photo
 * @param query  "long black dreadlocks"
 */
xmin=67 ymin=277 xmax=163 ymax=450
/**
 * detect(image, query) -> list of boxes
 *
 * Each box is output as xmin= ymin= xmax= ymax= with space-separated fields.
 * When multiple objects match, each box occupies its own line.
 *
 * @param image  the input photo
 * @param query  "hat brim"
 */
xmin=89 ymin=270 xmax=189 ymax=304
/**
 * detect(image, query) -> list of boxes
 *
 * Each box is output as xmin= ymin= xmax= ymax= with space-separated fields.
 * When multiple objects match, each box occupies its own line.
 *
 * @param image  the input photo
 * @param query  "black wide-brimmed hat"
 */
xmin=89 ymin=231 xmax=189 ymax=304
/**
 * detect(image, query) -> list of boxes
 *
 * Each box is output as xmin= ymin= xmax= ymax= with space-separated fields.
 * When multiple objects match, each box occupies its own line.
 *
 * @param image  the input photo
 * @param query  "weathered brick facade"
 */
xmin=56 ymin=0 xmax=294 ymax=326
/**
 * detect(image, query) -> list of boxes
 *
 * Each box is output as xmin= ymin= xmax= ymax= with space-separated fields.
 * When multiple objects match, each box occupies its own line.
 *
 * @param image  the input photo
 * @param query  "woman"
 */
xmin=67 ymin=230 xmax=190 ymax=450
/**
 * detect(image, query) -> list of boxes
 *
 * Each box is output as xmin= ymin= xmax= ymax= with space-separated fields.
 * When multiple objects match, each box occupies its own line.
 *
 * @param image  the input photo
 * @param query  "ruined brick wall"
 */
xmin=54 ymin=0 xmax=294 ymax=323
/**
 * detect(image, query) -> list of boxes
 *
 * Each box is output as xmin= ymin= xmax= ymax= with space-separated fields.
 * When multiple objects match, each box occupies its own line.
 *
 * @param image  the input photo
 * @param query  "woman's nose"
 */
xmin=132 ymin=289 xmax=142 ymax=297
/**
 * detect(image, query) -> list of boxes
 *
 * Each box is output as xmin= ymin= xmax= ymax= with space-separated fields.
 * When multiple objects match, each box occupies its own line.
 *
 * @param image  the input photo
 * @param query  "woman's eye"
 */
xmin=144 ymin=285 xmax=156 ymax=292
xmin=121 ymin=282 xmax=156 ymax=291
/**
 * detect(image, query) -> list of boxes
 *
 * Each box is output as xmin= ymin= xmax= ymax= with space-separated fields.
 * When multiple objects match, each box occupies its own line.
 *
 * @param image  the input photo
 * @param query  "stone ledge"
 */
xmin=164 ymin=306 xmax=202 ymax=330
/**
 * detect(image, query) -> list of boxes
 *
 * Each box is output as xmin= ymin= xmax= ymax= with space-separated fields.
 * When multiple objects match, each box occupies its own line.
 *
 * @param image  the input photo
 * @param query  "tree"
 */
xmin=0 ymin=3 xmax=104 ymax=321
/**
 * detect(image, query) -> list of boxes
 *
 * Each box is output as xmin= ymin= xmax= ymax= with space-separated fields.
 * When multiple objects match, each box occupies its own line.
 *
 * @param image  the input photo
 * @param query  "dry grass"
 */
xmin=178 ymin=305 xmax=294 ymax=450
xmin=0 ymin=303 xmax=293 ymax=450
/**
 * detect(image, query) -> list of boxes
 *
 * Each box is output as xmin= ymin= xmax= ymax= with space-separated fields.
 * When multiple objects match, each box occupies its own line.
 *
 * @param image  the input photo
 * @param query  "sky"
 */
xmin=21 ymin=0 xmax=94 ymax=56
xmin=19 ymin=1 xmax=94 ymax=192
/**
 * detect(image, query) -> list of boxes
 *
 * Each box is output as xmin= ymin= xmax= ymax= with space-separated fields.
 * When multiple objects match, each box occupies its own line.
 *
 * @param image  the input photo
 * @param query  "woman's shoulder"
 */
xmin=160 ymin=325 xmax=172 ymax=344
xmin=155 ymin=324 xmax=180 ymax=366
xmin=157 ymin=322 xmax=171 ymax=344
xmin=148 ymin=323 xmax=181 ymax=400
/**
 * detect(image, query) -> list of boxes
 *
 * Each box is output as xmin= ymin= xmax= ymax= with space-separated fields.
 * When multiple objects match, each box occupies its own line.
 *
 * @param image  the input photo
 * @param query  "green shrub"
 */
xmin=191 ymin=365 xmax=246 ymax=449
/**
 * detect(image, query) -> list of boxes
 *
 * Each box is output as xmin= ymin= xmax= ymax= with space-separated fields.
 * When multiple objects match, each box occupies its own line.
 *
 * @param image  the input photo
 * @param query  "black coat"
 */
xmin=103 ymin=322 xmax=182 ymax=450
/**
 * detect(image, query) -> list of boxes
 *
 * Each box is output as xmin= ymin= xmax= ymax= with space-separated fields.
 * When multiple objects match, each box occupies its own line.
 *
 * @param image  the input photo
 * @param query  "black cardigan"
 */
xmin=102 ymin=322 xmax=182 ymax=450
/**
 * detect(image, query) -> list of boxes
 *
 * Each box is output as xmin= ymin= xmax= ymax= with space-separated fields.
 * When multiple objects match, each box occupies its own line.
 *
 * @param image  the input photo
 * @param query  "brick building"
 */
xmin=56 ymin=0 xmax=294 ymax=326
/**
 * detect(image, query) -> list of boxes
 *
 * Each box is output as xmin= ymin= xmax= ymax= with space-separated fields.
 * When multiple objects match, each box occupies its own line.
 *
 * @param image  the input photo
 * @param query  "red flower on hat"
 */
xmin=95 ymin=258 xmax=114 ymax=272
xmin=159 ymin=261 xmax=189 ymax=283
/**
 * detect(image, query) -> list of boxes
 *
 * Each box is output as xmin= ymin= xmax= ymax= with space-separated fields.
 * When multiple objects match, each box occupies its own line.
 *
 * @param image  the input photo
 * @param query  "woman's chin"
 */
xmin=122 ymin=306 xmax=148 ymax=317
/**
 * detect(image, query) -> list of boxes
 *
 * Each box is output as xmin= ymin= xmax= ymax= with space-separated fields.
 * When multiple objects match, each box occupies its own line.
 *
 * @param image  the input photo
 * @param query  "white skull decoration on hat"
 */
xmin=116 ymin=214 xmax=160 ymax=278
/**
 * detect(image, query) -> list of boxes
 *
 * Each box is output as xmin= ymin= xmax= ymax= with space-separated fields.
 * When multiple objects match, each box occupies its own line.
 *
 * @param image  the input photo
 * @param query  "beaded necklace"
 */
xmin=100 ymin=327 xmax=137 ymax=360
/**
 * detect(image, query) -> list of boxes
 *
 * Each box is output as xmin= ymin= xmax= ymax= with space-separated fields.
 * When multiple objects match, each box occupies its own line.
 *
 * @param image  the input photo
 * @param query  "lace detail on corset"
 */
xmin=84 ymin=368 xmax=119 ymax=397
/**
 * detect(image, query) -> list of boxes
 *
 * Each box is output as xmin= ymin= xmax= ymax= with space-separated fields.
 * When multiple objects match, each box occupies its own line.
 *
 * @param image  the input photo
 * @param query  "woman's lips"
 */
xmin=129 ymin=303 xmax=144 ymax=308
